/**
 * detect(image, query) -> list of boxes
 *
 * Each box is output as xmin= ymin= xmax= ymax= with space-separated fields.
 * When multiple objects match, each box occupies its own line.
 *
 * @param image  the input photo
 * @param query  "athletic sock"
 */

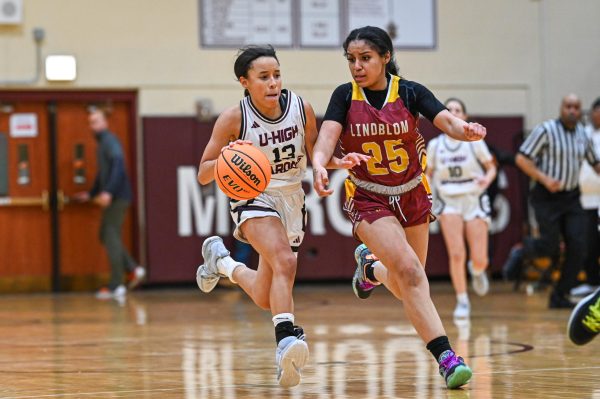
xmin=216 ymin=257 xmax=244 ymax=283
xmin=469 ymin=262 xmax=484 ymax=276
xmin=426 ymin=335 xmax=452 ymax=361
xmin=457 ymin=292 xmax=469 ymax=305
xmin=273 ymin=313 xmax=296 ymax=344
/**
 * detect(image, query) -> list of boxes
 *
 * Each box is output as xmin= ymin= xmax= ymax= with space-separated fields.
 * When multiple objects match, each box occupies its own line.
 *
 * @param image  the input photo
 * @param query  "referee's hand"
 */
xmin=463 ymin=123 xmax=486 ymax=141
xmin=542 ymin=175 xmax=561 ymax=192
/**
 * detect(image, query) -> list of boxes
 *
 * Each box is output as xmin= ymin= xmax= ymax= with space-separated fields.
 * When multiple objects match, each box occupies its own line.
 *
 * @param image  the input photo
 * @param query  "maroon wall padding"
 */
xmin=143 ymin=118 xmax=212 ymax=283
xmin=419 ymin=116 xmax=527 ymax=277
xmin=143 ymin=116 xmax=525 ymax=283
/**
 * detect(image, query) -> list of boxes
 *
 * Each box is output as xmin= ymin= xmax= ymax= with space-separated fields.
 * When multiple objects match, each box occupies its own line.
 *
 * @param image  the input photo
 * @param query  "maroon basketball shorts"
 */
xmin=343 ymin=178 xmax=433 ymax=236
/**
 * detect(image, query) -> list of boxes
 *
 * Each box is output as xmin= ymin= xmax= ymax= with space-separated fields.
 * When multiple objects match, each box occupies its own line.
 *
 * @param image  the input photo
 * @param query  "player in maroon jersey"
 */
xmin=312 ymin=26 xmax=486 ymax=389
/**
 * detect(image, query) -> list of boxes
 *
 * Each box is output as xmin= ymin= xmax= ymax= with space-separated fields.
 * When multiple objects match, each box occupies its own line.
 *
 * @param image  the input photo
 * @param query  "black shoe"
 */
xmin=548 ymin=291 xmax=576 ymax=309
xmin=502 ymin=247 xmax=524 ymax=281
xmin=567 ymin=288 xmax=600 ymax=345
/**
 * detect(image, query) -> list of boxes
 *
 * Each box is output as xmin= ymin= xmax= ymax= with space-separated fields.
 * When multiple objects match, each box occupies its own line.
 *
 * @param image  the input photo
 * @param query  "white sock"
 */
xmin=468 ymin=260 xmax=485 ymax=276
xmin=471 ymin=265 xmax=485 ymax=276
xmin=457 ymin=292 xmax=469 ymax=305
xmin=272 ymin=313 xmax=295 ymax=327
xmin=216 ymin=257 xmax=244 ymax=283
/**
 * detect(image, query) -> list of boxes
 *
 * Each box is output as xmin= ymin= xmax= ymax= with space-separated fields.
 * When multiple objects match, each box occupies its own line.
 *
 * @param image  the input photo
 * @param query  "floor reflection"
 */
xmin=1 ymin=284 xmax=598 ymax=398
xmin=180 ymin=319 xmax=501 ymax=399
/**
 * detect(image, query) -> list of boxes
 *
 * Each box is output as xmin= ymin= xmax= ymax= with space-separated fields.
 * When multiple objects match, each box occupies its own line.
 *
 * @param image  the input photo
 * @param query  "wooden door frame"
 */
xmin=0 ymin=90 xmax=141 ymax=291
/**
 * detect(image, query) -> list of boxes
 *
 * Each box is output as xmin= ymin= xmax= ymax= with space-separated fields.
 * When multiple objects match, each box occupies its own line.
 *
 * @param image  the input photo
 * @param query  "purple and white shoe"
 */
xmin=438 ymin=350 xmax=472 ymax=389
xmin=352 ymin=244 xmax=381 ymax=300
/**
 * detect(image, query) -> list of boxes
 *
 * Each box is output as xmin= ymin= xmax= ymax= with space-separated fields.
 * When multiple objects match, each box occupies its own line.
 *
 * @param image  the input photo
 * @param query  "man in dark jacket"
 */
xmin=74 ymin=108 xmax=145 ymax=299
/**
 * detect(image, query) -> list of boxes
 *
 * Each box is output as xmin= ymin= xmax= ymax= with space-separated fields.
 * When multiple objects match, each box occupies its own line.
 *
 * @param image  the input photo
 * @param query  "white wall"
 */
xmin=1 ymin=0 xmax=598 ymax=128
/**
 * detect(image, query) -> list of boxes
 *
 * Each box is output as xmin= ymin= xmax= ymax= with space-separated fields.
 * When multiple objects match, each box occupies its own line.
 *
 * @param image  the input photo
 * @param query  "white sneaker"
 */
xmin=196 ymin=236 xmax=230 ymax=293
xmin=453 ymin=301 xmax=470 ymax=319
xmin=113 ymin=285 xmax=127 ymax=298
xmin=468 ymin=261 xmax=489 ymax=297
xmin=196 ymin=264 xmax=220 ymax=293
xmin=127 ymin=266 xmax=146 ymax=289
xmin=96 ymin=284 xmax=127 ymax=300
xmin=570 ymin=284 xmax=599 ymax=297
xmin=276 ymin=336 xmax=309 ymax=388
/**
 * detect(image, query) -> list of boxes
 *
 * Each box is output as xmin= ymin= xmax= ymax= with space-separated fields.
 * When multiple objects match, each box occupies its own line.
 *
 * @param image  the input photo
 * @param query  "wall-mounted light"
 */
xmin=45 ymin=55 xmax=77 ymax=81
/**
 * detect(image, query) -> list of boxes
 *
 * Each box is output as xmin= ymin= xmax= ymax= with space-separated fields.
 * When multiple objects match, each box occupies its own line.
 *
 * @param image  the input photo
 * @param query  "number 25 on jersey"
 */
xmin=362 ymin=139 xmax=409 ymax=176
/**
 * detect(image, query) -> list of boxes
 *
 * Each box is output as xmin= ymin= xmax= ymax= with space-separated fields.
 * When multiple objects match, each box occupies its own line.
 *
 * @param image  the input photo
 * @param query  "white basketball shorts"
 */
xmin=433 ymin=191 xmax=491 ymax=224
xmin=229 ymin=184 xmax=306 ymax=252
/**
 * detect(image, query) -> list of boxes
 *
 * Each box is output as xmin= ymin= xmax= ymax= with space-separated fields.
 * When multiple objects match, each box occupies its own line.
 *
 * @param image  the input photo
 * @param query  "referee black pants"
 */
xmin=582 ymin=208 xmax=600 ymax=286
xmin=524 ymin=185 xmax=587 ymax=296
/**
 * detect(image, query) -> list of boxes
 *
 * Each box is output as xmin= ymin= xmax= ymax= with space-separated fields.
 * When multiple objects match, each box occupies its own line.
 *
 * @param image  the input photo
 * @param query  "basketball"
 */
xmin=214 ymin=143 xmax=271 ymax=200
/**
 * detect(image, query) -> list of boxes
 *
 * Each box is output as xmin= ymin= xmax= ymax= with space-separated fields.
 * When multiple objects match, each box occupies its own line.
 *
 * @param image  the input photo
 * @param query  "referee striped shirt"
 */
xmin=519 ymin=119 xmax=600 ymax=191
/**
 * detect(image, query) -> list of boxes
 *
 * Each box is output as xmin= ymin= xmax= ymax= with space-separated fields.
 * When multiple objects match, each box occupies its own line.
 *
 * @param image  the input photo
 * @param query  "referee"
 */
xmin=507 ymin=94 xmax=600 ymax=308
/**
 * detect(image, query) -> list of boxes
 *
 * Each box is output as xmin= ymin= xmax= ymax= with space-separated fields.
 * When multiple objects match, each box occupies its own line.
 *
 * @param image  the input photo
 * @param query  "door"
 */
xmin=0 ymin=102 xmax=52 ymax=291
xmin=0 ymin=92 xmax=137 ymax=292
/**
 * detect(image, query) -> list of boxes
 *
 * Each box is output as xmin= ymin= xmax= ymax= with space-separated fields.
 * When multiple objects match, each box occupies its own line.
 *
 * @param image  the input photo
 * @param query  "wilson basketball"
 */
xmin=214 ymin=143 xmax=271 ymax=200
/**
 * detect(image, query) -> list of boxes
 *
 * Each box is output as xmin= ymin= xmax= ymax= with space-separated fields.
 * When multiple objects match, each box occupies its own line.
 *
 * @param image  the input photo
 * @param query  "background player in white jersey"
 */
xmin=195 ymin=45 xmax=364 ymax=387
xmin=426 ymin=98 xmax=497 ymax=319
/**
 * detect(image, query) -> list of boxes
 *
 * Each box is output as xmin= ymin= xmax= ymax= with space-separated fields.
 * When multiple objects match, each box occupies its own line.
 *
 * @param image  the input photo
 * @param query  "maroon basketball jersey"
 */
xmin=340 ymin=75 xmax=427 ymax=187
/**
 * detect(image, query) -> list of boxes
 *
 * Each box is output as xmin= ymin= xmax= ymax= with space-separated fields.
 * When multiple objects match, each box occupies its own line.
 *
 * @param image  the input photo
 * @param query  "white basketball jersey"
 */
xmin=240 ymin=89 xmax=307 ymax=189
xmin=428 ymin=134 xmax=493 ymax=196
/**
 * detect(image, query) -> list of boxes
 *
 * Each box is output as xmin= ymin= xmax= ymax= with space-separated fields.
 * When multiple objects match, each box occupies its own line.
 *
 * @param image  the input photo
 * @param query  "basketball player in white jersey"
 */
xmin=427 ymin=98 xmax=497 ymax=319
xmin=195 ymin=45 xmax=366 ymax=387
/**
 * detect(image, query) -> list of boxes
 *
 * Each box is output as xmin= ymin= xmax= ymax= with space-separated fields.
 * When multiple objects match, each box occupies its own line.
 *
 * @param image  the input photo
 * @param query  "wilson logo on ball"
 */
xmin=230 ymin=154 xmax=263 ymax=187
xmin=214 ymin=143 xmax=271 ymax=201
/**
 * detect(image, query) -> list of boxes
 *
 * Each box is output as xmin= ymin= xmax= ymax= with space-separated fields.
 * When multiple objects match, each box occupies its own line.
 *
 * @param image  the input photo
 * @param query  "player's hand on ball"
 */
xmin=226 ymin=139 xmax=253 ymax=149
xmin=463 ymin=123 xmax=486 ymax=141
xmin=313 ymin=166 xmax=333 ymax=197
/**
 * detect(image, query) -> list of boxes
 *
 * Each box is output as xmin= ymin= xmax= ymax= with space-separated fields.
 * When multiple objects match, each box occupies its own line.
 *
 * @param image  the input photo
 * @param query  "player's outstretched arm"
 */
xmin=433 ymin=109 xmax=486 ymax=142
xmin=312 ymin=120 xmax=343 ymax=196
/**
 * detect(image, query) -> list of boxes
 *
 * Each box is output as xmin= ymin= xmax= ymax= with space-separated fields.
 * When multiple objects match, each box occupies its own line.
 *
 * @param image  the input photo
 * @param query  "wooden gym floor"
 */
xmin=0 ymin=282 xmax=598 ymax=398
